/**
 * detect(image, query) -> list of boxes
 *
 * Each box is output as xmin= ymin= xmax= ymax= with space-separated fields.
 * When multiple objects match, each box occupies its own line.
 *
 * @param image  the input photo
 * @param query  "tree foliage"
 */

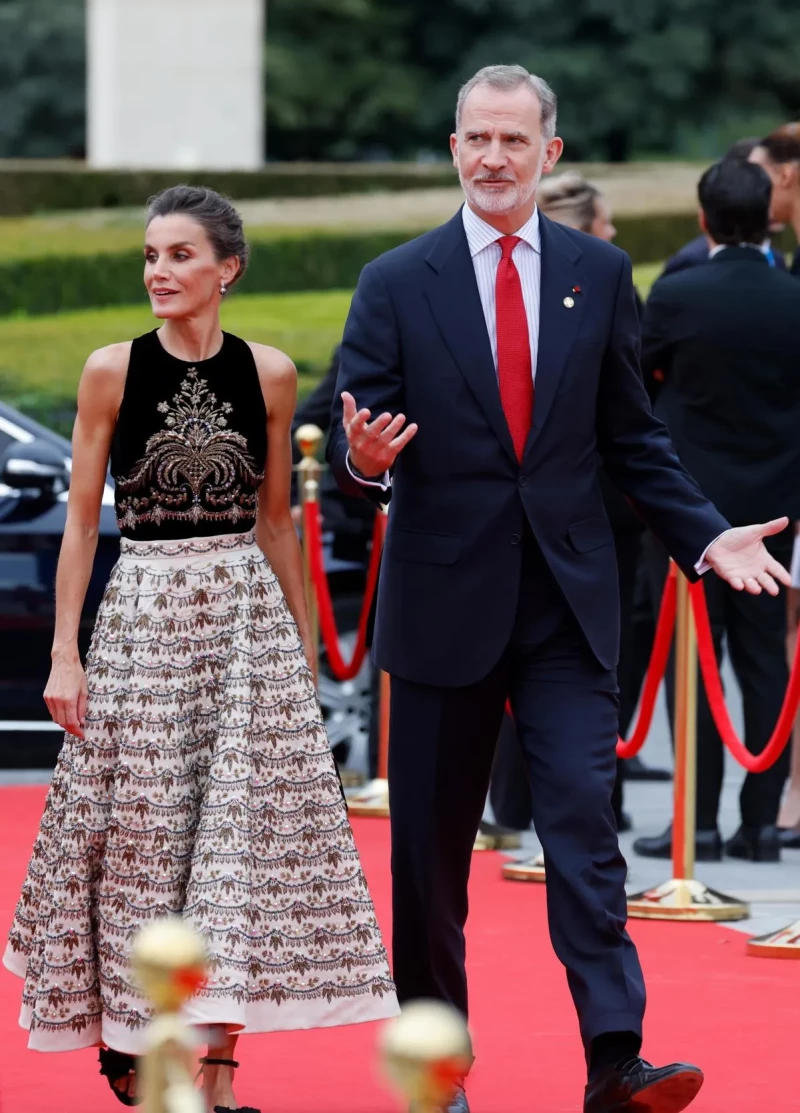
xmin=2 ymin=0 xmax=799 ymax=163
xmin=0 ymin=0 xmax=85 ymax=159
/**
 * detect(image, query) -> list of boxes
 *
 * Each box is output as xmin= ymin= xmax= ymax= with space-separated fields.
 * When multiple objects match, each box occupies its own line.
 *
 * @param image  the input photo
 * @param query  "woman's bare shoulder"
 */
xmin=246 ymin=341 xmax=297 ymax=385
xmin=82 ymin=340 xmax=133 ymax=378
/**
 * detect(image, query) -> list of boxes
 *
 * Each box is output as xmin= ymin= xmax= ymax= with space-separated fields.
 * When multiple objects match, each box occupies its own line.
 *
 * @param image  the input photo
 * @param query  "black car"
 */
xmin=0 ymin=402 xmax=373 ymax=773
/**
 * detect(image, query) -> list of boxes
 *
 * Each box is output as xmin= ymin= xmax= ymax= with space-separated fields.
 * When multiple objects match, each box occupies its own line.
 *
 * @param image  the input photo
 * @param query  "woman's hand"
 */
xmin=44 ymin=650 xmax=88 ymax=738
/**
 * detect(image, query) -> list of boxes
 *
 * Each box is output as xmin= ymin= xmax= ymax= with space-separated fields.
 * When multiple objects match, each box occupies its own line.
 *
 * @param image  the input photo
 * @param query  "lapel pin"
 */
xmin=563 ymin=296 xmax=575 ymax=308
xmin=572 ymin=285 xmax=581 ymax=294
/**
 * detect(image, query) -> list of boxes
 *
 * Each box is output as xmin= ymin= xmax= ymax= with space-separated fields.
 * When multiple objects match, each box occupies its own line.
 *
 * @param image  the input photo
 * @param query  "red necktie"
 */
xmin=495 ymin=235 xmax=533 ymax=461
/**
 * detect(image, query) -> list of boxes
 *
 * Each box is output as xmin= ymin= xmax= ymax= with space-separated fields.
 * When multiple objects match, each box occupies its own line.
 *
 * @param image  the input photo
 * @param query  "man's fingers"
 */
xmin=758 ymin=516 xmax=790 ymax=538
xmin=347 ymin=407 xmax=373 ymax=440
xmin=341 ymin=392 xmax=357 ymax=424
xmin=390 ymin=423 xmax=419 ymax=452
xmin=766 ymin=556 xmax=793 ymax=588
xmin=744 ymin=577 xmax=762 ymax=595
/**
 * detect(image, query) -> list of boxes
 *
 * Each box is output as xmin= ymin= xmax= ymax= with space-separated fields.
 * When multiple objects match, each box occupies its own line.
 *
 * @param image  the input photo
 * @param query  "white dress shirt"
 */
xmin=461 ymin=202 xmax=541 ymax=379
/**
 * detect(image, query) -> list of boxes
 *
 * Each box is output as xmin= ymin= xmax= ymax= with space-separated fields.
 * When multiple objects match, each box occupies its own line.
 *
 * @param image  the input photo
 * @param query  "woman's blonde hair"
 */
xmin=536 ymin=171 xmax=602 ymax=233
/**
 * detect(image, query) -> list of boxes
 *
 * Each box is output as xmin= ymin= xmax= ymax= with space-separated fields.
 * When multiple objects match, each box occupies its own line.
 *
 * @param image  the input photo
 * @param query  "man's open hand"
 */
xmin=705 ymin=518 xmax=792 ymax=595
xmin=343 ymin=391 xmax=418 ymax=478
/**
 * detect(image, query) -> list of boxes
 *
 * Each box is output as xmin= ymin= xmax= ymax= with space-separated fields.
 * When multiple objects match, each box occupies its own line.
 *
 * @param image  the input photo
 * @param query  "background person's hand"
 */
xmin=705 ymin=518 xmax=792 ymax=595
xmin=44 ymin=651 xmax=88 ymax=738
xmin=342 ymin=391 xmax=418 ymax=478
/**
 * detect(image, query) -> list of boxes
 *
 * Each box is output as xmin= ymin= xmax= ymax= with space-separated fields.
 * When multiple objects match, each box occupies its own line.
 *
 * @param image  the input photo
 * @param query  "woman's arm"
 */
xmin=45 ymin=344 xmax=128 ymax=737
xmin=250 ymin=343 xmax=316 ymax=679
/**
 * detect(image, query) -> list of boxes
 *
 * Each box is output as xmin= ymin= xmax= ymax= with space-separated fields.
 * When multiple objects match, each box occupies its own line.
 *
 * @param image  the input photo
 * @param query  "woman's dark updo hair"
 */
xmin=146 ymin=185 xmax=249 ymax=288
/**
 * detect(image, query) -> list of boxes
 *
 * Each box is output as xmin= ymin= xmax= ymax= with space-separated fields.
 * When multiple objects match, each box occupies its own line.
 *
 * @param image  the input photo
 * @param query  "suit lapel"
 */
xmin=525 ymin=213 xmax=585 ymax=454
xmin=423 ymin=212 xmax=518 ymax=465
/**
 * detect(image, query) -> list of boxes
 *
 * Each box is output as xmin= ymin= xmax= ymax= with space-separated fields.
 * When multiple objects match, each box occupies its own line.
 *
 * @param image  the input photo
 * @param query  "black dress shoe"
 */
xmin=725 ymin=824 xmax=781 ymax=862
xmin=632 ymin=825 xmax=721 ymax=861
xmin=584 ymin=1057 xmax=703 ymax=1113
xmin=623 ymin=756 xmax=673 ymax=782
xmin=778 ymin=826 xmax=800 ymax=849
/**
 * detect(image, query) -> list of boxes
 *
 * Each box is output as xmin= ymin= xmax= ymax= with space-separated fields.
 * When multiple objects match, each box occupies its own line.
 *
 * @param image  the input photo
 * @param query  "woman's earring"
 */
xmin=220 ymin=282 xmax=228 ymax=296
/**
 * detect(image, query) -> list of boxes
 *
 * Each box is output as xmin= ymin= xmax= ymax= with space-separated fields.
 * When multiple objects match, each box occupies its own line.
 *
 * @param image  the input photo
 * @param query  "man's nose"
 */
xmin=482 ymin=143 xmax=507 ymax=171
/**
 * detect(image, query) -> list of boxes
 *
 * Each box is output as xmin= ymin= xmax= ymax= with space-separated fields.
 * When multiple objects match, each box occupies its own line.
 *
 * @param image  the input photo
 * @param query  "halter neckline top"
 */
xmin=110 ymin=329 xmax=268 ymax=541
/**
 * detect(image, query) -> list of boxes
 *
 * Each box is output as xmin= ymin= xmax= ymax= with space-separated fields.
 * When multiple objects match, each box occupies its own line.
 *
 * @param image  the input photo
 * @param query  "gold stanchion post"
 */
xmin=294 ymin=423 xmax=363 ymax=789
xmin=627 ymin=569 xmax=749 ymax=921
xmin=132 ymin=917 xmax=208 ymax=1113
xmin=379 ymin=1000 xmax=473 ymax=1113
xmin=348 ymin=507 xmax=391 ymax=816
xmin=747 ymin=918 xmax=800 ymax=958
xmin=295 ymin=423 xmax=323 ymax=664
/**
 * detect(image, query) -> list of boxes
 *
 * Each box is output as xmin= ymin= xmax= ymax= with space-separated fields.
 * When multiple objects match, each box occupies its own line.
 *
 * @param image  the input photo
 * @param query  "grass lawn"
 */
xmin=0 ymin=263 xmax=663 ymax=434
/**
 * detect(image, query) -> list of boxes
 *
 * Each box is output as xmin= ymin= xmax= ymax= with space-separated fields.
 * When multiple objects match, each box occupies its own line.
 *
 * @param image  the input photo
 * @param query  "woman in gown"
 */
xmin=4 ymin=185 xmax=398 ymax=1110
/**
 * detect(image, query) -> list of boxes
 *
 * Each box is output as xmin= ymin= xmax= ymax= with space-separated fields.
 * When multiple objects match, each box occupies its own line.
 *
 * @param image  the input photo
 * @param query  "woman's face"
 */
xmin=748 ymin=146 xmax=798 ymax=225
xmin=144 ymin=214 xmax=238 ymax=319
xmin=590 ymin=197 xmax=616 ymax=242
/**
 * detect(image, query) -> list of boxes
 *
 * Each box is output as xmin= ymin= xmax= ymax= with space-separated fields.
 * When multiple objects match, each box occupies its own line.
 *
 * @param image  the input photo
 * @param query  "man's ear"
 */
xmin=450 ymin=133 xmax=459 ymax=169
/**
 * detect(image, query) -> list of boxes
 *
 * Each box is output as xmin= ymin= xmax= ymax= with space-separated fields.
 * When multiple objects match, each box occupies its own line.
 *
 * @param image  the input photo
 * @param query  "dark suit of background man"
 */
xmin=328 ymin=65 xmax=791 ymax=1113
xmin=635 ymin=159 xmax=800 ymax=865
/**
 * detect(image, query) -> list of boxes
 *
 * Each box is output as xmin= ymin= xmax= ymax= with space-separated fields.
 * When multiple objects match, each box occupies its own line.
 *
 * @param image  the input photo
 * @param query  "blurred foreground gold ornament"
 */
xmin=379 ymin=1000 xmax=473 ymax=1112
xmin=132 ymin=917 xmax=208 ymax=1113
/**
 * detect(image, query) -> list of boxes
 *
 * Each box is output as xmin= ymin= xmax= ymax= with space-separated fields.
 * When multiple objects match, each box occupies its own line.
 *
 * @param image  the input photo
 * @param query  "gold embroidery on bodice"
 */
xmin=116 ymin=369 xmax=264 ymax=531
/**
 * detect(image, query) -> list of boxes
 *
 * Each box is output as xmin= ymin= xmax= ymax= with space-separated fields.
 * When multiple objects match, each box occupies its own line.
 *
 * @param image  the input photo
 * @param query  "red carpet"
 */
xmin=0 ymin=785 xmax=796 ymax=1113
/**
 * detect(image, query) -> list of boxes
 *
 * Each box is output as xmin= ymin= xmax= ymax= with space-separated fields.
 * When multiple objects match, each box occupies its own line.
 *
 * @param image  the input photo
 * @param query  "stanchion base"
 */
xmin=502 ymin=853 xmax=546 ymax=882
xmin=346 ymin=777 xmax=390 ymax=817
xmin=627 ymin=878 xmax=749 ymax=921
xmin=338 ymin=769 xmax=366 ymax=789
xmin=746 ymin=919 xmax=800 ymax=958
xmin=473 ymin=822 xmax=523 ymax=852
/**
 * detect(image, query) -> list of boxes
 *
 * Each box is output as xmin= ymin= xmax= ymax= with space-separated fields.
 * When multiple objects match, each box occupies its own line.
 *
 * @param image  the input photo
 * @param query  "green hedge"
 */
xmin=0 ymin=211 xmax=722 ymax=319
xmin=0 ymin=161 xmax=457 ymax=217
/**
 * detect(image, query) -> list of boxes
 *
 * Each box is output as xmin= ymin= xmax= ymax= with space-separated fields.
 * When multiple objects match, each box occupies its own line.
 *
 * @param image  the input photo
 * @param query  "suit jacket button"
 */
xmin=511 ymin=533 xmax=521 ymax=546
xmin=518 ymin=476 xmax=528 ymax=487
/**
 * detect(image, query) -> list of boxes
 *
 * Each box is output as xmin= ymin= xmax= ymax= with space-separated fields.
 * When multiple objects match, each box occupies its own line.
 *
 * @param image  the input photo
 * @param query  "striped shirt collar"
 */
xmin=461 ymin=202 xmax=541 ymax=258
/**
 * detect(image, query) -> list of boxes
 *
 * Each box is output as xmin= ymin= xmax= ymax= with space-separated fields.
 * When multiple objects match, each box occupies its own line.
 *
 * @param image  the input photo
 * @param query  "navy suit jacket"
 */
xmin=328 ymin=209 xmax=729 ymax=687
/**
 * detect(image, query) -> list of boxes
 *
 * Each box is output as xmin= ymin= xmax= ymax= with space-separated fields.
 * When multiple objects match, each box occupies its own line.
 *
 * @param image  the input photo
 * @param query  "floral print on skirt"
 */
xmin=4 ymin=532 xmax=398 ymax=1053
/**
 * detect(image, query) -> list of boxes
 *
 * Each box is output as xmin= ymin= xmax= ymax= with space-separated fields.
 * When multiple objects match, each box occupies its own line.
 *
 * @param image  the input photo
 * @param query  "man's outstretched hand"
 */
xmin=705 ymin=517 xmax=792 ymax=595
xmin=342 ymin=391 xmax=418 ymax=479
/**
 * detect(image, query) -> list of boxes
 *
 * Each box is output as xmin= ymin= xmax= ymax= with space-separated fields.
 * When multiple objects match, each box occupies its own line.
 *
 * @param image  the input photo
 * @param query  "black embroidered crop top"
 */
xmin=110 ymin=330 xmax=268 ymax=540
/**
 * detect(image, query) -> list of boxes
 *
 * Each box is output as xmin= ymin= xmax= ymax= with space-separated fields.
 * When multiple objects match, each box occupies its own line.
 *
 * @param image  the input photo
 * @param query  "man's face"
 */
xmin=451 ymin=83 xmax=563 ymax=218
xmin=748 ymin=145 xmax=796 ymax=224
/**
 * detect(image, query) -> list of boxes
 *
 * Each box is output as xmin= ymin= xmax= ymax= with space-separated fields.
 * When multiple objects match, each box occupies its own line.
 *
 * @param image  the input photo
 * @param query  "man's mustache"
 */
xmin=473 ymin=175 xmax=515 ymax=183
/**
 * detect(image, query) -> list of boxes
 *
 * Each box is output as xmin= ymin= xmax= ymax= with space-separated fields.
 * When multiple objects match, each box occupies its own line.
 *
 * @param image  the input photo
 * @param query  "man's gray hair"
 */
xmin=455 ymin=65 xmax=558 ymax=140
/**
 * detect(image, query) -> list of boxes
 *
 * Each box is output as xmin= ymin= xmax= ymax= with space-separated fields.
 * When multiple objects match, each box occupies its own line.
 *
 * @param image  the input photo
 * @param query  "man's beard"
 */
xmin=459 ymin=167 xmax=538 ymax=215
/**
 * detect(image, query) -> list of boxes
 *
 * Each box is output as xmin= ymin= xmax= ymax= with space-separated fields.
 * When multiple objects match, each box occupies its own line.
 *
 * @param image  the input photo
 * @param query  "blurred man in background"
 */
xmin=749 ymin=122 xmax=800 ymax=276
xmin=661 ymin=138 xmax=786 ymax=276
xmin=636 ymin=158 xmax=800 ymax=862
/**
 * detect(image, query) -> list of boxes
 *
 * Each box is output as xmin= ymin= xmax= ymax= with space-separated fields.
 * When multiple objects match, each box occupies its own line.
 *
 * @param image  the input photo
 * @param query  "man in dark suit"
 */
xmin=327 ymin=65 xmax=790 ymax=1113
xmin=661 ymin=138 xmax=787 ymax=277
xmin=634 ymin=158 xmax=800 ymax=863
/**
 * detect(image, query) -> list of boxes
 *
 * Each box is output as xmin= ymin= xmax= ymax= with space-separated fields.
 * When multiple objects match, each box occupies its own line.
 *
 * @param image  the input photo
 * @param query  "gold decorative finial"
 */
xmin=379 ymin=1000 xmax=473 ymax=1113
xmin=294 ymin=423 xmax=324 ymax=460
xmin=132 ymin=917 xmax=208 ymax=1113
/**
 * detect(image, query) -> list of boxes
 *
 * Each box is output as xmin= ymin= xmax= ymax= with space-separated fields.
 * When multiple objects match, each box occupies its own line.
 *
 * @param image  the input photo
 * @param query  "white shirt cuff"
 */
xmin=695 ymin=531 xmax=727 ymax=575
xmin=791 ymin=531 xmax=800 ymax=589
xmin=346 ymin=450 xmax=391 ymax=491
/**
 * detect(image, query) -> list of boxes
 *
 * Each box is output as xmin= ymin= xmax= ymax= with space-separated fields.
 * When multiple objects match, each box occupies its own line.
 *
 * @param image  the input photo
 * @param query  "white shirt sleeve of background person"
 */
xmin=346 ymin=450 xmax=391 ymax=491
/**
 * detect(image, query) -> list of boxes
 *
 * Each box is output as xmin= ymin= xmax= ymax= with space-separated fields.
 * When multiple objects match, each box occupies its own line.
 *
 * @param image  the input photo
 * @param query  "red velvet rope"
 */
xmin=615 ymin=563 xmax=678 ymax=758
xmin=304 ymin=501 xmax=385 ymax=681
xmin=690 ymin=580 xmax=800 ymax=772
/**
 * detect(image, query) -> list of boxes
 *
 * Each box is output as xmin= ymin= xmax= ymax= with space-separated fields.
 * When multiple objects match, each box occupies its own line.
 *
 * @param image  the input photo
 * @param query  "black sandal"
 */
xmin=98 ymin=1047 xmax=141 ymax=1107
xmin=197 ymin=1057 xmax=260 ymax=1113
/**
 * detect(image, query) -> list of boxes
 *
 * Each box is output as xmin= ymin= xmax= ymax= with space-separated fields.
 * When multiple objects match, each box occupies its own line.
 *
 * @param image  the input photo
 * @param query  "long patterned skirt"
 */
xmin=4 ymin=532 xmax=398 ymax=1053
